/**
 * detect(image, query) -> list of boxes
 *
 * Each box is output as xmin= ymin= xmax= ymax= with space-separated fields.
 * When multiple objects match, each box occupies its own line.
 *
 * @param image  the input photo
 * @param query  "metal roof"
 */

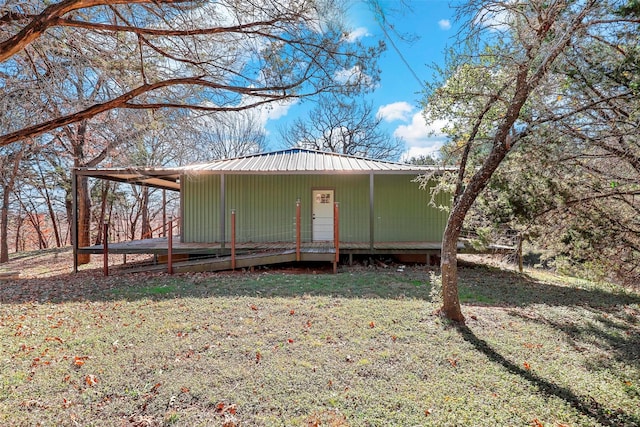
xmin=179 ymin=148 xmax=443 ymax=174
xmin=76 ymin=149 xmax=450 ymax=191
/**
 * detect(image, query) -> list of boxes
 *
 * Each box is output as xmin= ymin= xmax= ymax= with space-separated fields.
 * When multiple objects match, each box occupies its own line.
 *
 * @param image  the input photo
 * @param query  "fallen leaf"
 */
xmin=524 ymin=343 xmax=543 ymax=349
xmin=524 ymin=362 xmax=531 ymax=371
xmin=369 ymin=321 xmax=375 ymax=328
xmin=180 ymin=387 xmax=189 ymax=393
xmin=289 ymin=309 xmax=295 ymax=315
xmin=73 ymin=356 xmax=87 ymax=367
xmin=250 ymin=304 xmax=258 ymax=311
xmin=85 ymin=375 xmax=99 ymax=387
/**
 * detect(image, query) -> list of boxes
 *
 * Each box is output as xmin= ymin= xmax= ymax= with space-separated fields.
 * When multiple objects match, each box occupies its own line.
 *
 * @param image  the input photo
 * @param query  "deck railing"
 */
xmin=100 ymin=200 xmax=342 ymax=276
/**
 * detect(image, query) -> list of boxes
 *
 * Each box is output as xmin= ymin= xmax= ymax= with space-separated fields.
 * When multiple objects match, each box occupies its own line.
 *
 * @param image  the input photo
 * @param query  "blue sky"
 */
xmin=263 ymin=0 xmax=460 ymax=160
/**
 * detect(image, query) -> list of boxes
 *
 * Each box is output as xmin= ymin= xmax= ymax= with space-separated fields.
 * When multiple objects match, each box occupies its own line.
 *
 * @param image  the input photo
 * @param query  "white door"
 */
xmin=312 ymin=190 xmax=334 ymax=241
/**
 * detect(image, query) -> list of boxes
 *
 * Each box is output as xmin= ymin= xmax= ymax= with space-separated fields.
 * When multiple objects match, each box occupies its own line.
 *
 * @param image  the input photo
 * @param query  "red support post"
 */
xmin=102 ymin=221 xmax=109 ymax=277
xmin=296 ymin=199 xmax=301 ymax=262
xmin=334 ymin=202 xmax=339 ymax=273
xmin=231 ymin=209 xmax=236 ymax=270
xmin=167 ymin=217 xmax=173 ymax=275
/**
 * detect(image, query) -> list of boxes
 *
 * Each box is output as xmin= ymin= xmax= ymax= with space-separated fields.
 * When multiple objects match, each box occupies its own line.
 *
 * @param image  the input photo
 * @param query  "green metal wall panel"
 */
xmin=224 ymin=174 xmax=370 ymax=243
xmin=181 ymin=174 xmax=220 ymax=242
xmin=373 ymin=175 xmax=449 ymax=242
xmin=181 ymin=173 xmax=449 ymax=244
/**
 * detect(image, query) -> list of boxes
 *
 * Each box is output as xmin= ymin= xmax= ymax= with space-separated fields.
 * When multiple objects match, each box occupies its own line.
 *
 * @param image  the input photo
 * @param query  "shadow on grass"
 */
xmin=0 ymin=263 xmax=434 ymax=304
xmin=2 ymin=260 xmax=639 ymax=309
xmin=457 ymin=260 xmax=640 ymax=309
xmin=457 ymin=325 xmax=640 ymax=427
xmin=509 ymin=306 xmax=640 ymax=371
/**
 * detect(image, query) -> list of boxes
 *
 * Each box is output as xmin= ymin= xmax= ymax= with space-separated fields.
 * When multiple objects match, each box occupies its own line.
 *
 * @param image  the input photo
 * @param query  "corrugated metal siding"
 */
xmin=374 ymin=175 xmax=449 ymax=242
xmin=224 ymin=175 xmax=370 ymax=243
xmin=182 ymin=173 xmax=449 ymax=244
xmin=183 ymin=174 xmax=371 ymax=243
xmin=182 ymin=174 xmax=220 ymax=242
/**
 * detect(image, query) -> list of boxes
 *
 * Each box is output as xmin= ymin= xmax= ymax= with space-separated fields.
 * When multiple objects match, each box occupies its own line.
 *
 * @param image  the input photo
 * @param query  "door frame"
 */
xmin=311 ymin=188 xmax=335 ymax=242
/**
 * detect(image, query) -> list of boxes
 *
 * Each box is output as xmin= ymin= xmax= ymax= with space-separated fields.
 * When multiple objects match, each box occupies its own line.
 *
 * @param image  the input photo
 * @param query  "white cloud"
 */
xmin=438 ymin=19 xmax=451 ymax=30
xmin=393 ymin=112 xmax=449 ymax=159
xmin=334 ymin=65 xmax=376 ymax=89
xmin=260 ymin=99 xmax=298 ymax=122
xmin=474 ymin=3 xmax=512 ymax=32
xmin=254 ymin=99 xmax=298 ymax=137
xmin=377 ymin=102 xmax=414 ymax=122
xmin=344 ymin=27 xmax=370 ymax=42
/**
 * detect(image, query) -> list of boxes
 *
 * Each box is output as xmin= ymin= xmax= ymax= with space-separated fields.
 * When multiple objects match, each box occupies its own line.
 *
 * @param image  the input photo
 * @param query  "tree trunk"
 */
xmin=14 ymin=212 xmax=24 ymax=253
xmin=1 ymin=150 xmax=24 ymax=263
xmin=95 ymin=181 xmax=110 ymax=245
xmin=440 ymin=145 xmax=512 ymax=323
xmin=141 ymin=186 xmax=150 ymax=239
xmin=38 ymin=164 xmax=62 ymax=247
xmin=0 ymin=189 xmax=10 ymax=263
xmin=72 ymin=120 xmax=92 ymax=265
xmin=77 ymin=175 xmax=91 ymax=264
xmin=440 ymin=218 xmax=465 ymax=322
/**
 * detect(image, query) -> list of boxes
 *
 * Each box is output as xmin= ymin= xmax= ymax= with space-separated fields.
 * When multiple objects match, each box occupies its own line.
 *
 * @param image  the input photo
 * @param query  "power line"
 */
xmin=370 ymin=1 xmax=426 ymax=90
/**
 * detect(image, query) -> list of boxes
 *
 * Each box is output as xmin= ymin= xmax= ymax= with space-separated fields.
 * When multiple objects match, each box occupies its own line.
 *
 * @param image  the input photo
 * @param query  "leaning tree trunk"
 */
xmin=440 ymin=208 xmax=466 ymax=322
xmin=440 ymin=142 xmax=512 ymax=323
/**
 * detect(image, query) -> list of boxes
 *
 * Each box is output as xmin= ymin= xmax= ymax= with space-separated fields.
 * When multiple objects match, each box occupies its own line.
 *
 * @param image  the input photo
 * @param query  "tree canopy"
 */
xmin=0 ymin=0 xmax=383 ymax=147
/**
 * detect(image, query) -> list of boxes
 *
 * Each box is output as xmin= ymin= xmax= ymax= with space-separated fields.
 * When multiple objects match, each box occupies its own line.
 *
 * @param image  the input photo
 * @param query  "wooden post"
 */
xmin=167 ymin=216 xmax=173 ymax=275
xmin=296 ymin=199 xmax=301 ymax=262
xmin=231 ymin=209 xmax=236 ymax=270
xmin=102 ymin=221 xmax=109 ymax=277
xmin=162 ymin=189 xmax=167 ymax=237
xmin=333 ymin=202 xmax=339 ymax=273
xmin=72 ymin=169 xmax=78 ymax=273
xmin=517 ymin=235 xmax=524 ymax=274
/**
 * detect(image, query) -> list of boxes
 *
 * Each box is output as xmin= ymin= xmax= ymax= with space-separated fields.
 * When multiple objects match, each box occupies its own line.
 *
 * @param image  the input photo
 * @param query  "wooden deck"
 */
xmin=78 ymin=236 xmax=444 ymax=256
xmin=79 ymin=237 xmax=445 ymax=274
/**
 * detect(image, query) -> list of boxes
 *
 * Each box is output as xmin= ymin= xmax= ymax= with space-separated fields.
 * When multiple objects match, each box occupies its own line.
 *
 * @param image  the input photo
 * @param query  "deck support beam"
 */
xmin=220 ymin=174 xmax=226 ymax=249
xmin=296 ymin=199 xmax=301 ymax=262
xmin=369 ymin=173 xmax=374 ymax=250
xmin=72 ymin=168 xmax=78 ymax=273
xmin=168 ymin=217 xmax=174 ymax=274
xmin=333 ymin=202 xmax=339 ymax=273
xmin=102 ymin=222 xmax=109 ymax=276
xmin=231 ymin=209 xmax=236 ymax=270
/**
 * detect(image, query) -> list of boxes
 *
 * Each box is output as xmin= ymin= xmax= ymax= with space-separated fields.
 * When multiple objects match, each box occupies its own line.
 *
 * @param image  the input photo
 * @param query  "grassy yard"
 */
xmin=1 ymin=252 xmax=639 ymax=426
